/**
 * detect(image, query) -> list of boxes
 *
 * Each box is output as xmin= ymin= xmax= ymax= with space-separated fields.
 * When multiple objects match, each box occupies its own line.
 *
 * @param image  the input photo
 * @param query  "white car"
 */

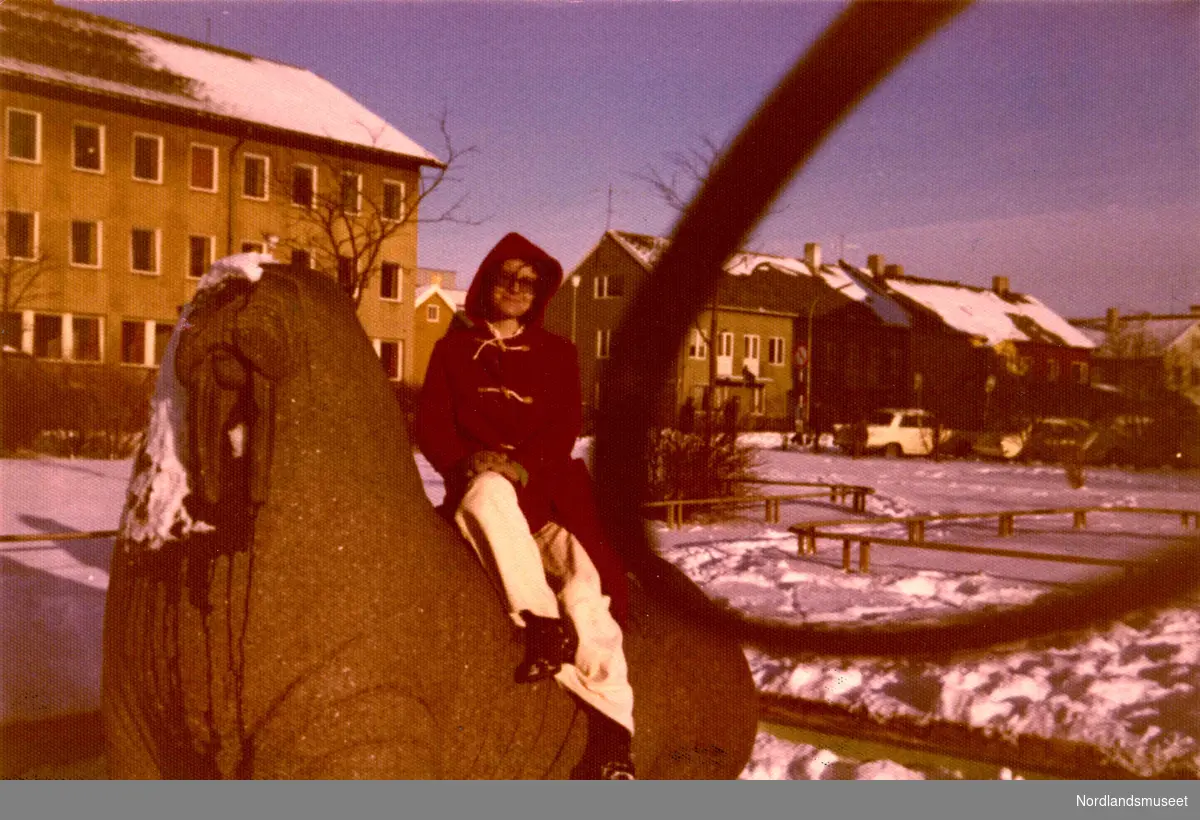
xmin=835 ymin=408 xmax=948 ymax=457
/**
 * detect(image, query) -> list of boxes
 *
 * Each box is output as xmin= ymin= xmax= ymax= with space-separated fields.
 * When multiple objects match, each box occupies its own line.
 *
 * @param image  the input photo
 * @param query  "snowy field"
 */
xmin=3 ymin=439 xmax=1199 ymax=779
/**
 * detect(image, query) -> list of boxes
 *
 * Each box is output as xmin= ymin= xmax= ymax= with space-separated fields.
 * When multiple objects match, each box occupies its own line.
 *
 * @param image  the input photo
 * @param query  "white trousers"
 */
xmin=454 ymin=472 xmax=635 ymax=733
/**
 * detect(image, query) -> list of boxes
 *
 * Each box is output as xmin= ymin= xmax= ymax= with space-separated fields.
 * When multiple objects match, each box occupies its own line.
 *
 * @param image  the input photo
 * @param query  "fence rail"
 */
xmin=0 ymin=530 xmax=118 ymax=544
xmin=789 ymin=506 xmax=1200 ymax=573
xmin=644 ymin=482 xmax=874 ymax=529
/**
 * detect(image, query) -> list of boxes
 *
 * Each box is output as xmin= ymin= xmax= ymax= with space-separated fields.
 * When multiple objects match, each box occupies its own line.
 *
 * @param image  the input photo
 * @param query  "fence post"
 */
xmin=842 ymin=539 xmax=853 ymax=572
xmin=1073 ymin=510 xmax=1086 ymax=529
xmin=907 ymin=520 xmax=925 ymax=543
xmin=859 ymin=541 xmax=871 ymax=573
xmin=998 ymin=513 xmax=1014 ymax=537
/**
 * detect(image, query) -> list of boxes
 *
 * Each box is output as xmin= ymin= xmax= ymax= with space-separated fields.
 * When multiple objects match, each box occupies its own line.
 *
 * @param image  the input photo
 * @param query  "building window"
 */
xmin=291 ymin=249 xmax=311 ymax=269
xmin=72 ymin=123 xmax=104 ymax=172
xmin=121 ymin=321 xmax=145 ymax=365
xmin=426 ymin=304 xmax=440 ymax=322
xmin=718 ymin=331 xmax=733 ymax=358
xmin=241 ymin=241 xmax=265 ymax=253
xmin=596 ymin=328 xmax=612 ymax=359
xmin=154 ymin=322 xmax=173 ymax=365
xmin=594 ymin=275 xmax=625 ymax=299
xmin=132 ymin=133 xmax=163 ymax=182
xmin=131 ymin=228 xmax=159 ymax=274
xmin=687 ymin=328 xmax=708 ymax=360
xmin=1070 ymin=361 xmax=1088 ymax=385
xmin=188 ymin=235 xmax=213 ymax=279
xmin=382 ymin=180 xmax=405 ymax=221
xmin=70 ymin=220 xmax=100 ymax=268
xmin=337 ymin=256 xmax=356 ymax=292
xmin=5 ymin=210 xmax=37 ymax=259
xmin=377 ymin=340 xmax=401 ymax=380
xmin=380 ymin=262 xmax=401 ymax=300
xmin=5 ymin=108 xmax=40 ymax=162
xmin=1046 ymin=359 xmax=1060 ymax=382
xmin=33 ymin=313 xmax=63 ymax=359
xmin=293 ymin=165 xmax=316 ymax=208
xmin=341 ymin=171 xmax=362 ymax=214
xmin=767 ymin=336 xmax=786 ymax=366
xmin=190 ymin=144 xmax=218 ymax=191
xmin=1 ymin=312 xmax=21 ymax=352
xmin=73 ymin=316 xmax=102 ymax=362
xmin=743 ymin=334 xmax=761 ymax=362
xmin=243 ymin=154 xmax=269 ymax=200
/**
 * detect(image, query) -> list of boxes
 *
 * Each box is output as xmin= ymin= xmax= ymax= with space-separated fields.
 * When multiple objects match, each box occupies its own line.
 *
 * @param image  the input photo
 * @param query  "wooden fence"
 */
xmin=644 ymin=482 xmax=873 ymax=529
xmin=790 ymin=506 xmax=1200 ymax=573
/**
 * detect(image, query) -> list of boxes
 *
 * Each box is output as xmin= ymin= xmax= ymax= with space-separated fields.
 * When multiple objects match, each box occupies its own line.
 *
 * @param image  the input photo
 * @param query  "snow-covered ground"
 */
xmin=3 ymin=439 xmax=1199 ymax=779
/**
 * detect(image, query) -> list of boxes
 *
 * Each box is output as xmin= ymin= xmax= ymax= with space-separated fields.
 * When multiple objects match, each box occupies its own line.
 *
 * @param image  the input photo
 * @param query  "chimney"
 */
xmin=992 ymin=275 xmax=1010 ymax=296
xmin=804 ymin=242 xmax=821 ymax=271
xmin=1190 ymin=304 xmax=1200 ymax=316
xmin=431 ymin=272 xmax=443 ymax=287
xmin=1105 ymin=307 xmax=1120 ymax=333
xmin=867 ymin=254 xmax=885 ymax=278
xmin=884 ymin=264 xmax=904 ymax=279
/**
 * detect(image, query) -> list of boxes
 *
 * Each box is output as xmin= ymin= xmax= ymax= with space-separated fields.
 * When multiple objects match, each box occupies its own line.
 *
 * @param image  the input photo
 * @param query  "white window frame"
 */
xmin=687 ymin=328 xmax=708 ymax=360
xmin=5 ymin=210 xmax=39 ymax=260
xmin=593 ymin=275 xmax=624 ymax=299
xmin=743 ymin=334 xmax=760 ymax=362
xmin=380 ymin=261 xmax=402 ymax=301
xmin=426 ymin=303 xmax=440 ymax=322
xmin=32 ymin=312 xmax=65 ymax=360
xmin=130 ymin=227 xmax=161 ymax=275
xmin=69 ymin=220 xmax=102 ymax=268
xmin=243 ymin=154 xmax=270 ymax=200
xmin=131 ymin=133 xmax=164 ymax=183
xmin=596 ymin=328 xmax=612 ymax=359
xmin=72 ymin=122 xmax=105 ymax=173
xmin=374 ymin=338 xmax=403 ymax=380
xmin=382 ymin=179 xmax=405 ymax=222
xmin=292 ymin=164 xmax=317 ymax=208
xmin=341 ymin=171 xmax=363 ymax=214
xmin=716 ymin=330 xmax=733 ymax=377
xmin=69 ymin=314 xmax=104 ymax=362
xmin=768 ymin=336 xmax=786 ymax=366
xmin=187 ymin=235 xmax=214 ymax=280
xmin=189 ymin=143 xmax=219 ymax=192
xmin=5 ymin=108 xmax=41 ymax=163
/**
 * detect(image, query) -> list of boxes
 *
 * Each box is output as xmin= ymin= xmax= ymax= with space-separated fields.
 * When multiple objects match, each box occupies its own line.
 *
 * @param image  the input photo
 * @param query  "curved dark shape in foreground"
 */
xmin=595 ymin=0 xmax=1200 ymax=658
xmin=102 ymin=266 xmax=757 ymax=778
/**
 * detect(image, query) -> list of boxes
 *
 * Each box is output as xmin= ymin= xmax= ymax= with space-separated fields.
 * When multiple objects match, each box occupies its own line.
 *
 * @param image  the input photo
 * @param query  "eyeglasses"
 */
xmin=494 ymin=272 xmax=539 ymax=295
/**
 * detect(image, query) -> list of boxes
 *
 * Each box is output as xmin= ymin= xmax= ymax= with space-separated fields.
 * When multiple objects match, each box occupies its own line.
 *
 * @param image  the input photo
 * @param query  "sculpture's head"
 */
xmin=173 ymin=266 xmax=306 ymax=512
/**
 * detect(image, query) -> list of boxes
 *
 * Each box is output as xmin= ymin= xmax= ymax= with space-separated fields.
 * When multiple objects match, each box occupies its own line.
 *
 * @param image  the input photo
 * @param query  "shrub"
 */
xmin=645 ymin=429 xmax=758 ymax=508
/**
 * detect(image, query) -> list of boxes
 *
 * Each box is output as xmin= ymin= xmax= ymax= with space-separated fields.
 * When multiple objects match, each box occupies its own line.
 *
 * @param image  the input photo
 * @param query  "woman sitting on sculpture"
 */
xmin=415 ymin=233 xmax=635 ymax=780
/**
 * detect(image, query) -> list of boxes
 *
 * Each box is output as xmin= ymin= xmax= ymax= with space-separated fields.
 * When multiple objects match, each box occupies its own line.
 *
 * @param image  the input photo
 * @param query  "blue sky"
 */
xmin=68 ymin=1 xmax=1198 ymax=318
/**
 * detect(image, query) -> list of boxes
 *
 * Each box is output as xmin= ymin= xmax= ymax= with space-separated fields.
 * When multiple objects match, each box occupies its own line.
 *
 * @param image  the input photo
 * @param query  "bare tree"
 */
xmin=273 ymin=112 xmax=481 ymax=307
xmin=0 ymin=244 xmax=56 ymax=454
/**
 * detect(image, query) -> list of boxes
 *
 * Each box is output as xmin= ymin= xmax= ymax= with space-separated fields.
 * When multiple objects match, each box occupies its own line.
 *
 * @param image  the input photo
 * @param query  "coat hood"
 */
xmin=464 ymin=233 xmax=564 ymax=327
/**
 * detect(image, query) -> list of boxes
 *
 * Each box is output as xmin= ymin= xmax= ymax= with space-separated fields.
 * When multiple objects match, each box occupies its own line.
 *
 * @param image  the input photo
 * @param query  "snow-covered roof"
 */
xmin=0 ymin=1 xmax=439 ymax=165
xmin=415 ymin=283 xmax=465 ymax=309
xmin=883 ymin=277 xmax=1095 ymax=349
xmin=607 ymin=231 xmax=907 ymax=325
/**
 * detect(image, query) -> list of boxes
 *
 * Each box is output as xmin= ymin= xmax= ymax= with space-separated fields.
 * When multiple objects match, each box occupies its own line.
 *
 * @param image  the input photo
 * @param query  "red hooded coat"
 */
xmin=415 ymin=233 xmax=628 ymax=624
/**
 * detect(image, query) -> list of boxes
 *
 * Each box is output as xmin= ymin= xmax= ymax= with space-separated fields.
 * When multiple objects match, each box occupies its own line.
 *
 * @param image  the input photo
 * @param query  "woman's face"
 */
xmin=489 ymin=258 xmax=539 ymax=321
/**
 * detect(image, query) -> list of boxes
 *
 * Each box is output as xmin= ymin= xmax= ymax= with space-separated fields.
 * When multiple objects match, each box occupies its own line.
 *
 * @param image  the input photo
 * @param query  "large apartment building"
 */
xmin=1 ymin=1 xmax=440 ymax=382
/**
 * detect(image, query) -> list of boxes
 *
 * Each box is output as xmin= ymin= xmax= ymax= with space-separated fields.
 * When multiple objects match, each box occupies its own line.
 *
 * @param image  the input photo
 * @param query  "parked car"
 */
xmin=972 ymin=417 xmax=1090 ymax=462
xmin=834 ymin=408 xmax=949 ymax=457
xmin=1084 ymin=414 xmax=1200 ymax=469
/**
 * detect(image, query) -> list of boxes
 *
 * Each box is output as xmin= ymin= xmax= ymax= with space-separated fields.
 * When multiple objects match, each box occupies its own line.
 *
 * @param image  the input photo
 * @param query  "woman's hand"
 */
xmin=466 ymin=450 xmax=523 ymax=484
